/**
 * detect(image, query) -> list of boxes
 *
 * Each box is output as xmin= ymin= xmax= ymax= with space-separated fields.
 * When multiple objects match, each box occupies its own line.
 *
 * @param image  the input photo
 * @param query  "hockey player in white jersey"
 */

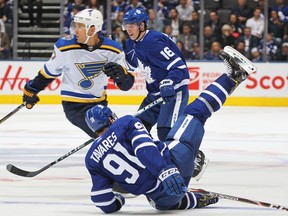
xmin=84 ymin=46 xmax=256 ymax=213
xmin=22 ymin=9 xmax=134 ymax=138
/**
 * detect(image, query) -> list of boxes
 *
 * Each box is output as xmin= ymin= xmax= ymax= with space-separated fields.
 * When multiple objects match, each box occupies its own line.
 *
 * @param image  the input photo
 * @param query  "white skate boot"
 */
xmin=220 ymin=46 xmax=257 ymax=84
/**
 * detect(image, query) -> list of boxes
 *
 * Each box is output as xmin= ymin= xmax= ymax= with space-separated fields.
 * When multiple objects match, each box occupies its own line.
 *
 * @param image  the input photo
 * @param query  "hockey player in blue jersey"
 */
xmin=115 ymin=8 xmax=207 ymax=179
xmin=84 ymin=46 xmax=257 ymax=213
xmin=121 ymin=8 xmax=190 ymax=142
xmin=22 ymin=9 xmax=134 ymax=139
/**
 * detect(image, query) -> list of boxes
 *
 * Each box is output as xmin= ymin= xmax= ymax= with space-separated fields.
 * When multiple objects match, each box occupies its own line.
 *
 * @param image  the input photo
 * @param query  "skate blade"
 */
xmin=224 ymin=46 xmax=257 ymax=74
xmin=193 ymin=158 xmax=209 ymax=181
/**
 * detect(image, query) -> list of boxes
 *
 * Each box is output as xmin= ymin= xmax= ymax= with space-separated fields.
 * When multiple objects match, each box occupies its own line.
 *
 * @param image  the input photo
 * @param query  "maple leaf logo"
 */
xmin=137 ymin=59 xmax=155 ymax=84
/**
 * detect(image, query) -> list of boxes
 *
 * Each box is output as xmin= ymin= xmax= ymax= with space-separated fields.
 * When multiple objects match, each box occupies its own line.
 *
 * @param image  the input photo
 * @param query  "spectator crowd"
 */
xmin=1 ymin=0 xmax=288 ymax=61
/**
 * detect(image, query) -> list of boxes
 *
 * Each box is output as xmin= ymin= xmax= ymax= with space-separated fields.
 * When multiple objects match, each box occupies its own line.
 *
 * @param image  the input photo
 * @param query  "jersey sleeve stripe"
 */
xmin=174 ymin=79 xmax=189 ymax=89
xmin=131 ymin=134 xmax=151 ymax=145
xmin=40 ymin=65 xmax=60 ymax=79
xmin=178 ymin=65 xmax=187 ymax=69
xmin=93 ymin=197 xmax=116 ymax=206
xmin=134 ymin=142 xmax=157 ymax=155
xmin=91 ymin=188 xmax=113 ymax=196
xmin=99 ymin=45 xmax=121 ymax=54
xmin=58 ymin=44 xmax=81 ymax=51
xmin=160 ymin=142 xmax=168 ymax=156
xmin=145 ymin=179 xmax=161 ymax=194
xmin=167 ymin=57 xmax=181 ymax=70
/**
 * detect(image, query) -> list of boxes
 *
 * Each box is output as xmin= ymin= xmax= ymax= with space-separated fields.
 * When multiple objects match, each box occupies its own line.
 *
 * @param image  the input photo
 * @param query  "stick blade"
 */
xmin=6 ymin=164 xmax=37 ymax=177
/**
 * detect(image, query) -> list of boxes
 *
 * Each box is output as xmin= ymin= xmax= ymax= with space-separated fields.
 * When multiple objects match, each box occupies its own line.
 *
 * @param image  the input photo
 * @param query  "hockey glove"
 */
xmin=23 ymin=80 xmax=40 ymax=109
xmin=103 ymin=62 xmax=128 ymax=80
xmin=159 ymin=79 xmax=176 ymax=103
xmin=158 ymin=164 xmax=187 ymax=196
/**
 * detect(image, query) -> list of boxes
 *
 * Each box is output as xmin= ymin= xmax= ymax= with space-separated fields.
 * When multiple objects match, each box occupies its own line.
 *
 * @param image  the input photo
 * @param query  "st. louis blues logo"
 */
xmin=88 ymin=9 xmax=93 ymax=16
xmin=76 ymin=61 xmax=106 ymax=89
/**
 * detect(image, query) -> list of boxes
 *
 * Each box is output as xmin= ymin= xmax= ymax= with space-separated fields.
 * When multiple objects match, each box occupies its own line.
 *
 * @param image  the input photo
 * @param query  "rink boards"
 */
xmin=0 ymin=61 xmax=287 ymax=106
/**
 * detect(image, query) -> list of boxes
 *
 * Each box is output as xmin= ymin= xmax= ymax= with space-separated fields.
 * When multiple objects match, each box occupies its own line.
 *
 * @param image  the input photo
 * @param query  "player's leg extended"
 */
xmin=166 ymin=47 xmax=256 ymax=185
xmin=185 ymin=45 xmax=256 ymax=124
xmin=166 ymin=74 xmax=236 ymax=186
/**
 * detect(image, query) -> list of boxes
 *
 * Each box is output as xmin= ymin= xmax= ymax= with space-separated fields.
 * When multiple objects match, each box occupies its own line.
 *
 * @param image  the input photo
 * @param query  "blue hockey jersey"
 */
xmin=85 ymin=115 xmax=172 ymax=211
xmin=125 ymin=30 xmax=190 ymax=95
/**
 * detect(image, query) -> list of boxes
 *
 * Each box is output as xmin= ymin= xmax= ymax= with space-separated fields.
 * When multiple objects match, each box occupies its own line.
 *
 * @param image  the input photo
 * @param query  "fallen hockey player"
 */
xmin=84 ymin=46 xmax=256 ymax=213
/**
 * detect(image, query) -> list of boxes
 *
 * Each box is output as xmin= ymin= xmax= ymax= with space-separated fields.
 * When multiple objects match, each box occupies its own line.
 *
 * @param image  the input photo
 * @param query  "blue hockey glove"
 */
xmin=103 ymin=62 xmax=128 ymax=80
xmin=158 ymin=164 xmax=187 ymax=196
xmin=159 ymin=79 xmax=176 ymax=103
xmin=23 ymin=80 xmax=40 ymax=109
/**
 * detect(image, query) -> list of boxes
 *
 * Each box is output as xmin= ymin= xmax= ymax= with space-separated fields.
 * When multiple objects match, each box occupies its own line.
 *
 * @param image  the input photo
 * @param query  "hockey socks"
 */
xmin=184 ymin=73 xmax=235 ymax=125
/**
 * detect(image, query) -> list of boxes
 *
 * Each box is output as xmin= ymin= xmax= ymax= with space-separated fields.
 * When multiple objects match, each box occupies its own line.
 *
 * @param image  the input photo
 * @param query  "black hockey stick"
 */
xmin=6 ymin=98 xmax=163 ymax=177
xmin=0 ymin=103 xmax=25 ymax=124
xmin=189 ymin=188 xmax=288 ymax=211
xmin=6 ymin=138 xmax=94 ymax=177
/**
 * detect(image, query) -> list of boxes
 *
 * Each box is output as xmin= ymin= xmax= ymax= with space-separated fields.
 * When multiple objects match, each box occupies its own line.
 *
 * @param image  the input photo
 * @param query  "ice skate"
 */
xmin=220 ymin=46 xmax=256 ymax=84
xmin=192 ymin=150 xmax=209 ymax=181
xmin=194 ymin=192 xmax=219 ymax=208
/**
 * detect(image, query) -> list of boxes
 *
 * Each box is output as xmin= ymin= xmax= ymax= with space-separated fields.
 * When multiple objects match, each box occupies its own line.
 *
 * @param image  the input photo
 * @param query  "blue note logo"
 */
xmin=76 ymin=61 xmax=106 ymax=89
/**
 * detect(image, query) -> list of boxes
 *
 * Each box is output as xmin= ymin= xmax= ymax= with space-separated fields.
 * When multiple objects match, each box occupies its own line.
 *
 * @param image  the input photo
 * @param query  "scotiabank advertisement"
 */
xmin=0 ymin=61 xmax=287 ymax=105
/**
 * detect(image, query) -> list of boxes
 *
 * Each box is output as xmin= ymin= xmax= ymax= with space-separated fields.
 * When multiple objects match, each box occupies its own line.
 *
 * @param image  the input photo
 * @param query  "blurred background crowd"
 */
xmin=0 ymin=0 xmax=288 ymax=61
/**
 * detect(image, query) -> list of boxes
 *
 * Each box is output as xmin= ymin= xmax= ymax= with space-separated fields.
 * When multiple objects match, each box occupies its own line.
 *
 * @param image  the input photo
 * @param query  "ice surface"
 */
xmin=1 ymin=105 xmax=288 ymax=216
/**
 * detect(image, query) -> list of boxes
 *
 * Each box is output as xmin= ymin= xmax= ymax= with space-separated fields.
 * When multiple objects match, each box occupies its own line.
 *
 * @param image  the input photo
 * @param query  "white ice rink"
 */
xmin=1 ymin=104 xmax=288 ymax=216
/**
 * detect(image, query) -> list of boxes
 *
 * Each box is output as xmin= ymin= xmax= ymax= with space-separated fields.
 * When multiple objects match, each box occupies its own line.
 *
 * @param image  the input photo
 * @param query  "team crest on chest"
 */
xmin=137 ymin=59 xmax=155 ymax=84
xmin=76 ymin=61 xmax=106 ymax=89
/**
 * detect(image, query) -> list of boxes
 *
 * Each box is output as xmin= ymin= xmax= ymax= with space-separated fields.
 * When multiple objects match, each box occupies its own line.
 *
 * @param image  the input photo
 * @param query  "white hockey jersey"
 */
xmin=39 ymin=34 xmax=127 ymax=103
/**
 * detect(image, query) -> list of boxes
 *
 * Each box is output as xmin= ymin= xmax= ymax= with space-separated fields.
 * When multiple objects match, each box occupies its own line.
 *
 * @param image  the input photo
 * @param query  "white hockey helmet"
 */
xmin=74 ymin=9 xmax=103 ymax=32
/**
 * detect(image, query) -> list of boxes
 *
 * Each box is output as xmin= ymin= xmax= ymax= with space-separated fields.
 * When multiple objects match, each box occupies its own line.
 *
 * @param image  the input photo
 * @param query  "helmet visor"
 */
xmin=70 ymin=21 xmax=87 ymax=31
xmin=122 ymin=22 xmax=139 ymax=31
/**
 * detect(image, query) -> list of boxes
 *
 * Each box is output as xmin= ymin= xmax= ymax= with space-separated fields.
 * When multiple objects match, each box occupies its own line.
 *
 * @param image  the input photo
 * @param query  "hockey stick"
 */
xmin=0 ymin=103 xmax=25 ymax=124
xmin=133 ymin=97 xmax=163 ymax=116
xmin=189 ymin=188 xmax=288 ymax=211
xmin=6 ymin=98 xmax=163 ymax=177
xmin=6 ymin=138 xmax=94 ymax=177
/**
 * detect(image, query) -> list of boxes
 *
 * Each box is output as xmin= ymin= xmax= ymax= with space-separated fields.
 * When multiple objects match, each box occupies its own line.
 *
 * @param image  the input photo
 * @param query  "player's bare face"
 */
xmin=74 ymin=23 xmax=87 ymax=43
xmin=125 ymin=23 xmax=141 ymax=41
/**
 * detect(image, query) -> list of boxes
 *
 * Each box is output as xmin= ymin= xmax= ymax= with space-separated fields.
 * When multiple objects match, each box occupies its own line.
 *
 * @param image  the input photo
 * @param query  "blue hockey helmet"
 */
xmin=122 ymin=8 xmax=149 ymax=30
xmin=85 ymin=105 xmax=117 ymax=133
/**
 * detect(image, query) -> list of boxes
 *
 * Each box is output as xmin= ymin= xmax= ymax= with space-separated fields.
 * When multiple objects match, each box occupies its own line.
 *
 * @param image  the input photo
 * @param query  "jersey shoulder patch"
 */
xmin=99 ymin=37 xmax=123 ymax=54
xmin=55 ymin=35 xmax=81 ymax=51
